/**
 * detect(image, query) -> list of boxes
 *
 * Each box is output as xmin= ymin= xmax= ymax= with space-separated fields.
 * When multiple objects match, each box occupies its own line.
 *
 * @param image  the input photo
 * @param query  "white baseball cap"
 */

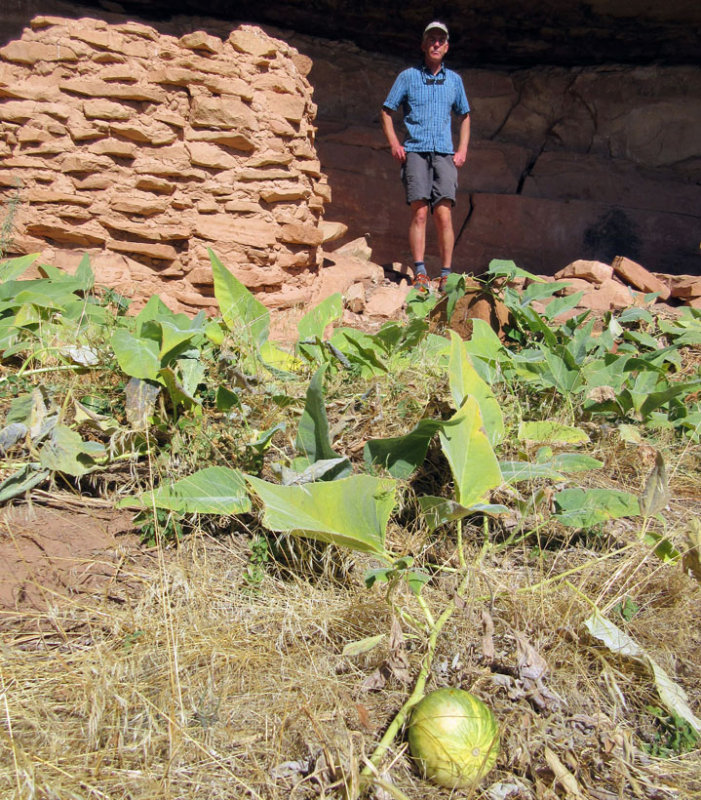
xmin=423 ymin=21 xmax=449 ymax=39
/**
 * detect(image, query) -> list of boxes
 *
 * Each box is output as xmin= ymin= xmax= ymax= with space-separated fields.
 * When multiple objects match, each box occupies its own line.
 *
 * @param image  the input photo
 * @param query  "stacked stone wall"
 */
xmin=0 ymin=16 xmax=330 ymax=312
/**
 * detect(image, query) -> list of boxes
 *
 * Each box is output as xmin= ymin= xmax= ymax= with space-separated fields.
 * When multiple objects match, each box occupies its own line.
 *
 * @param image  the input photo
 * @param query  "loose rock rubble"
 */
xmin=0 ymin=16 xmax=338 ymax=313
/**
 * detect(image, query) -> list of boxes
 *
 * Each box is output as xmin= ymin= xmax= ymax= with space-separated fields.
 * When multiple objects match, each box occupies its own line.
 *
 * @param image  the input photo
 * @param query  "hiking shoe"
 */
xmin=437 ymin=274 xmax=450 ymax=293
xmin=412 ymin=273 xmax=431 ymax=293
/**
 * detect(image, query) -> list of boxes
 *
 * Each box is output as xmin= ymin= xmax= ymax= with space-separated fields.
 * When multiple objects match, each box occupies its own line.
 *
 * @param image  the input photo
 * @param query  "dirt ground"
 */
xmin=0 ymin=499 xmax=143 ymax=628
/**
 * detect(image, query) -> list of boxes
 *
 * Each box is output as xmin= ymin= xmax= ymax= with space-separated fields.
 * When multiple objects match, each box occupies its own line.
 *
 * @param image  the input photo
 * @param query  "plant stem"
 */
xmin=362 ymin=566 xmax=473 ymax=778
xmin=456 ymin=518 xmax=466 ymax=569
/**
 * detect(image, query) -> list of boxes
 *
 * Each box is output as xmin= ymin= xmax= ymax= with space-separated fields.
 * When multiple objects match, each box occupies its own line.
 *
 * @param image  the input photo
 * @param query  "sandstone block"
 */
xmin=88 ymin=139 xmax=136 ymax=158
xmin=557 ymin=277 xmax=593 ymax=296
xmin=110 ymin=194 xmax=170 ymax=216
xmin=263 ymin=91 xmax=307 ymax=123
xmin=186 ymin=141 xmax=237 ymax=170
xmin=555 ymin=259 xmax=613 ymax=284
xmin=0 ymin=41 xmax=78 ymax=64
xmin=17 ymin=126 xmax=52 ymax=143
xmin=193 ymin=214 xmax=277 ymax=247
xmin=106 ymin=239 xmax=178 ymax=260
xmin=59 ymin=152 xmax=113 ymax=173
xmin=260 ymin=184 xmax=309 ymax=203
xmin=25 ymin=219 xmax=106 ymax=246
xmin=229 ymin=29 xmax=278 ymax=59
xmin=612 ymin=255 xmax=671 ymax=300
xmin=278 ymin=222 xmax=324 ymax=247
xmin=112 ymin=122 xmax=176 ymax=147
xmin=179 ymin=32 xmax=223 ymax=54
xmin=190 ymin=95 xmax=258 ymax=131
xmin=344 ymin=282 xmax=366 ymax=313
xmin=667 ymin=276 xmax=701 ymax=299
xmin=135 ymin=175 xmax=176 ymax=194
xmin=153 ymin=109 xmax=187 ymax=128
xmin=319 ymin=221 xmax=348 ymax=243
xmin=186 ymin=128 xmax=256 ymax=152
xmin=365 ymin=286 xmax=410 ymax=318
xmin=291 ymin=53 xmax=313 ymax=77
xmin=24 ymin=190 xmax=91 ymax=206
xmin=83 ymin=99 xmax=131 ymax=120
xmin=60 ymin=79 xmax=166 ymax=104
xmin=98 ymin=64 xmax=147 ymax=83
xmin=598 ymin=277 xmax=635 ymax=309
xmin=73 ymin=175 xmax=112 ymax=190
xmin=2 ymin=78 xmax=62 ymax=102
xmin=238 ymin=167 xmax=291 ymax=182
xmin=0 ymin=101 xmax=38 ymax=123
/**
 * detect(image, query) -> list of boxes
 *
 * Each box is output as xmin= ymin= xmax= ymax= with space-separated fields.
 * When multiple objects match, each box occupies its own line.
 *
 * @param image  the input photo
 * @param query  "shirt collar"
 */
xmin=420 ymin=63 xmax=446 ymax=78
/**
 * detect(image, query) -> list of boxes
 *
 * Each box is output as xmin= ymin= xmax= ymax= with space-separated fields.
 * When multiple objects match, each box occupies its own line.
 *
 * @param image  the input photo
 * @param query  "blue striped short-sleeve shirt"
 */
xmin=383 ymin=65 xmax=470 ymax=154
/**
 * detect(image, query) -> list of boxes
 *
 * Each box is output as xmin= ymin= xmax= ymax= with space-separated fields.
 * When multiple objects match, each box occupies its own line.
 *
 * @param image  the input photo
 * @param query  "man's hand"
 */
xmin=453 ymin=151 xmax=467 ymax=168
xmin=391 ymin=143 xmax=407 ymax=163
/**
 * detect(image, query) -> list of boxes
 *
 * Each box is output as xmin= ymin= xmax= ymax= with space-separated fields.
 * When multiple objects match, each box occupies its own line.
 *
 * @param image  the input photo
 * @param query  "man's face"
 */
xmin=422 ymin=31 xmax=449 ymax=61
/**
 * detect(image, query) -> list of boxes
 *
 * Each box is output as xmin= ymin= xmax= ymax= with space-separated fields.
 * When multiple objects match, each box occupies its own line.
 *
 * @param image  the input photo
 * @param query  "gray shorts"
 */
xmin=401 ymin=152 xmax=458 ymax=209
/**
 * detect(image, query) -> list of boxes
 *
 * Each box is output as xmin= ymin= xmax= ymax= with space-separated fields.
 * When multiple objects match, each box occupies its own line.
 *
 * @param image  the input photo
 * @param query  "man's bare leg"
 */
xmin=433 ymin=200 xmax=454 ymax=271
xmin=409 ymin=200 xmax=429 ymax=264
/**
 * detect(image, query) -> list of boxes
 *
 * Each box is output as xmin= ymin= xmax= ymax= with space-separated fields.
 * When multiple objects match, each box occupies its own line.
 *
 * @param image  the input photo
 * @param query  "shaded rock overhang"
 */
xmin=74 ymin=0 xmax=701 ymax=67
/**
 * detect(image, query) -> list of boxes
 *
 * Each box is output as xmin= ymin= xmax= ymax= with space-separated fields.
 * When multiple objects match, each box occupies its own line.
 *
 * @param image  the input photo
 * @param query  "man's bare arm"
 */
xmin=381 ymin=107 xmax=406 ymax=163
xmin=453 ymin=113 xmax=470 ymax=168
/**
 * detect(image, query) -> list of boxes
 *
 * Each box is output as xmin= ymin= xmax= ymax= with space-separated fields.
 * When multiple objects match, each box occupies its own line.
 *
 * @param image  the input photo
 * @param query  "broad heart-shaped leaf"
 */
xmin=448 ymin=331 xmax=504 ymax=445
xmin=118 ymin=466 xmax=251 ymax=515
xmin=246 ymin=474 xmax=396 ymax=557
xmin=0 ymin=253 xmax=39 ymax=282
xmin=298 ymin=292 xmax=343 ymax=342
xmin=209 ymin=249 xmax=270 ymax=347
xmin=486 ymin=259 xmax=542 ymax=282
xmin=439 ymin=396 xmax=502 ymax=508
xmin=554 ymin=488 xmax=640 ymax=528
xmin=296 ymin=366 xmax=340 ymax=465
xmin=518 ymin=420 xmax=589 ymax=445
xmin=111 ymin=329 xmax=161 ymax=380
xmin=364 ymin=418 xmax=448 ymax=479
xmin=39 ymin=425 xmax=105 ymax=477
xmin=584 ymin=610 xmax=701 ymax=734
xmin=461 ymin=318 xmax=505 ymax=383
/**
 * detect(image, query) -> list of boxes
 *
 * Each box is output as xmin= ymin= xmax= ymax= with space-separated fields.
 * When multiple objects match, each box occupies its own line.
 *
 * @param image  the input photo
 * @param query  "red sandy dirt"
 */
xmin=0 ymin=500 xmax=143 ymax=628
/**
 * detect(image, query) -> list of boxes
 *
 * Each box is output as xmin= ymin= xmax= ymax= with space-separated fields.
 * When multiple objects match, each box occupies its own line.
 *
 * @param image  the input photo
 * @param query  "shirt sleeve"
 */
xmin=383 ymin=70 xmax=408 ymax=111
xmin=452 ymin=74 xmax=470 ymax=115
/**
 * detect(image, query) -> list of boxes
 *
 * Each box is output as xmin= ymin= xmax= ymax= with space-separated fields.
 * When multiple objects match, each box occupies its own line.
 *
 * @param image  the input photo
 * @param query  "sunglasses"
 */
xmin=421 ymin=71 xmax=446 ymax=86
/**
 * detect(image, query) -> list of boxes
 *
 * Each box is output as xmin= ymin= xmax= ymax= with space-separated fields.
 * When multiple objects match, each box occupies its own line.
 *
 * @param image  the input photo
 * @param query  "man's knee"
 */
xmin=410 ymin=201 xmax=429 ymax=224
xmin=433 ymin=201 xmax=453 ymax=229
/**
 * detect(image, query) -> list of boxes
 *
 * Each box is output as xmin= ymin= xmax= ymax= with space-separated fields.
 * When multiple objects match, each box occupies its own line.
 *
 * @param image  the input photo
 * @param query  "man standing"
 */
xmin=381 ymin=21 xmax=470 ymax=292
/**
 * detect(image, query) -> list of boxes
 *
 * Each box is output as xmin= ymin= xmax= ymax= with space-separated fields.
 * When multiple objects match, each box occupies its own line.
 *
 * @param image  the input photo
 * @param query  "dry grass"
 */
xmin=1 ymin=313 xmax=700 ymax=799
xmin=2 ymin=483 xmax=699 ymax=799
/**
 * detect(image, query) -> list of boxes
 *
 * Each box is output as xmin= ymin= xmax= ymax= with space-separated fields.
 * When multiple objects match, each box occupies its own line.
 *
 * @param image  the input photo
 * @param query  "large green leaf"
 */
xmin=209 ymin=249 xmax=269 ymax=347
xmin=118 ymin=467 xmax=251 ymax=515
xmin=439 ymin=396 xmax=502 ymax=507
xmin=0 ymin=253 xmax=39 ymax=283
xmin=111 ymin=330 xmax=161 ymax=380
xmin=296 ymin=367 xmax=341 ymax=465
xmin=246 ymin=474 xmax=396 ymax=556
xmin=448 ymin=331 xmax=504 ymax=445
xmin=298 ymin=293 xmax=343 ymax=342
xmin=554 ymin=488 xmax=640 ymax=528
xmin=39 ymin=425 xmax=105 ymax=477
xmin=364 ymin=418 xmax=448 ymax=479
